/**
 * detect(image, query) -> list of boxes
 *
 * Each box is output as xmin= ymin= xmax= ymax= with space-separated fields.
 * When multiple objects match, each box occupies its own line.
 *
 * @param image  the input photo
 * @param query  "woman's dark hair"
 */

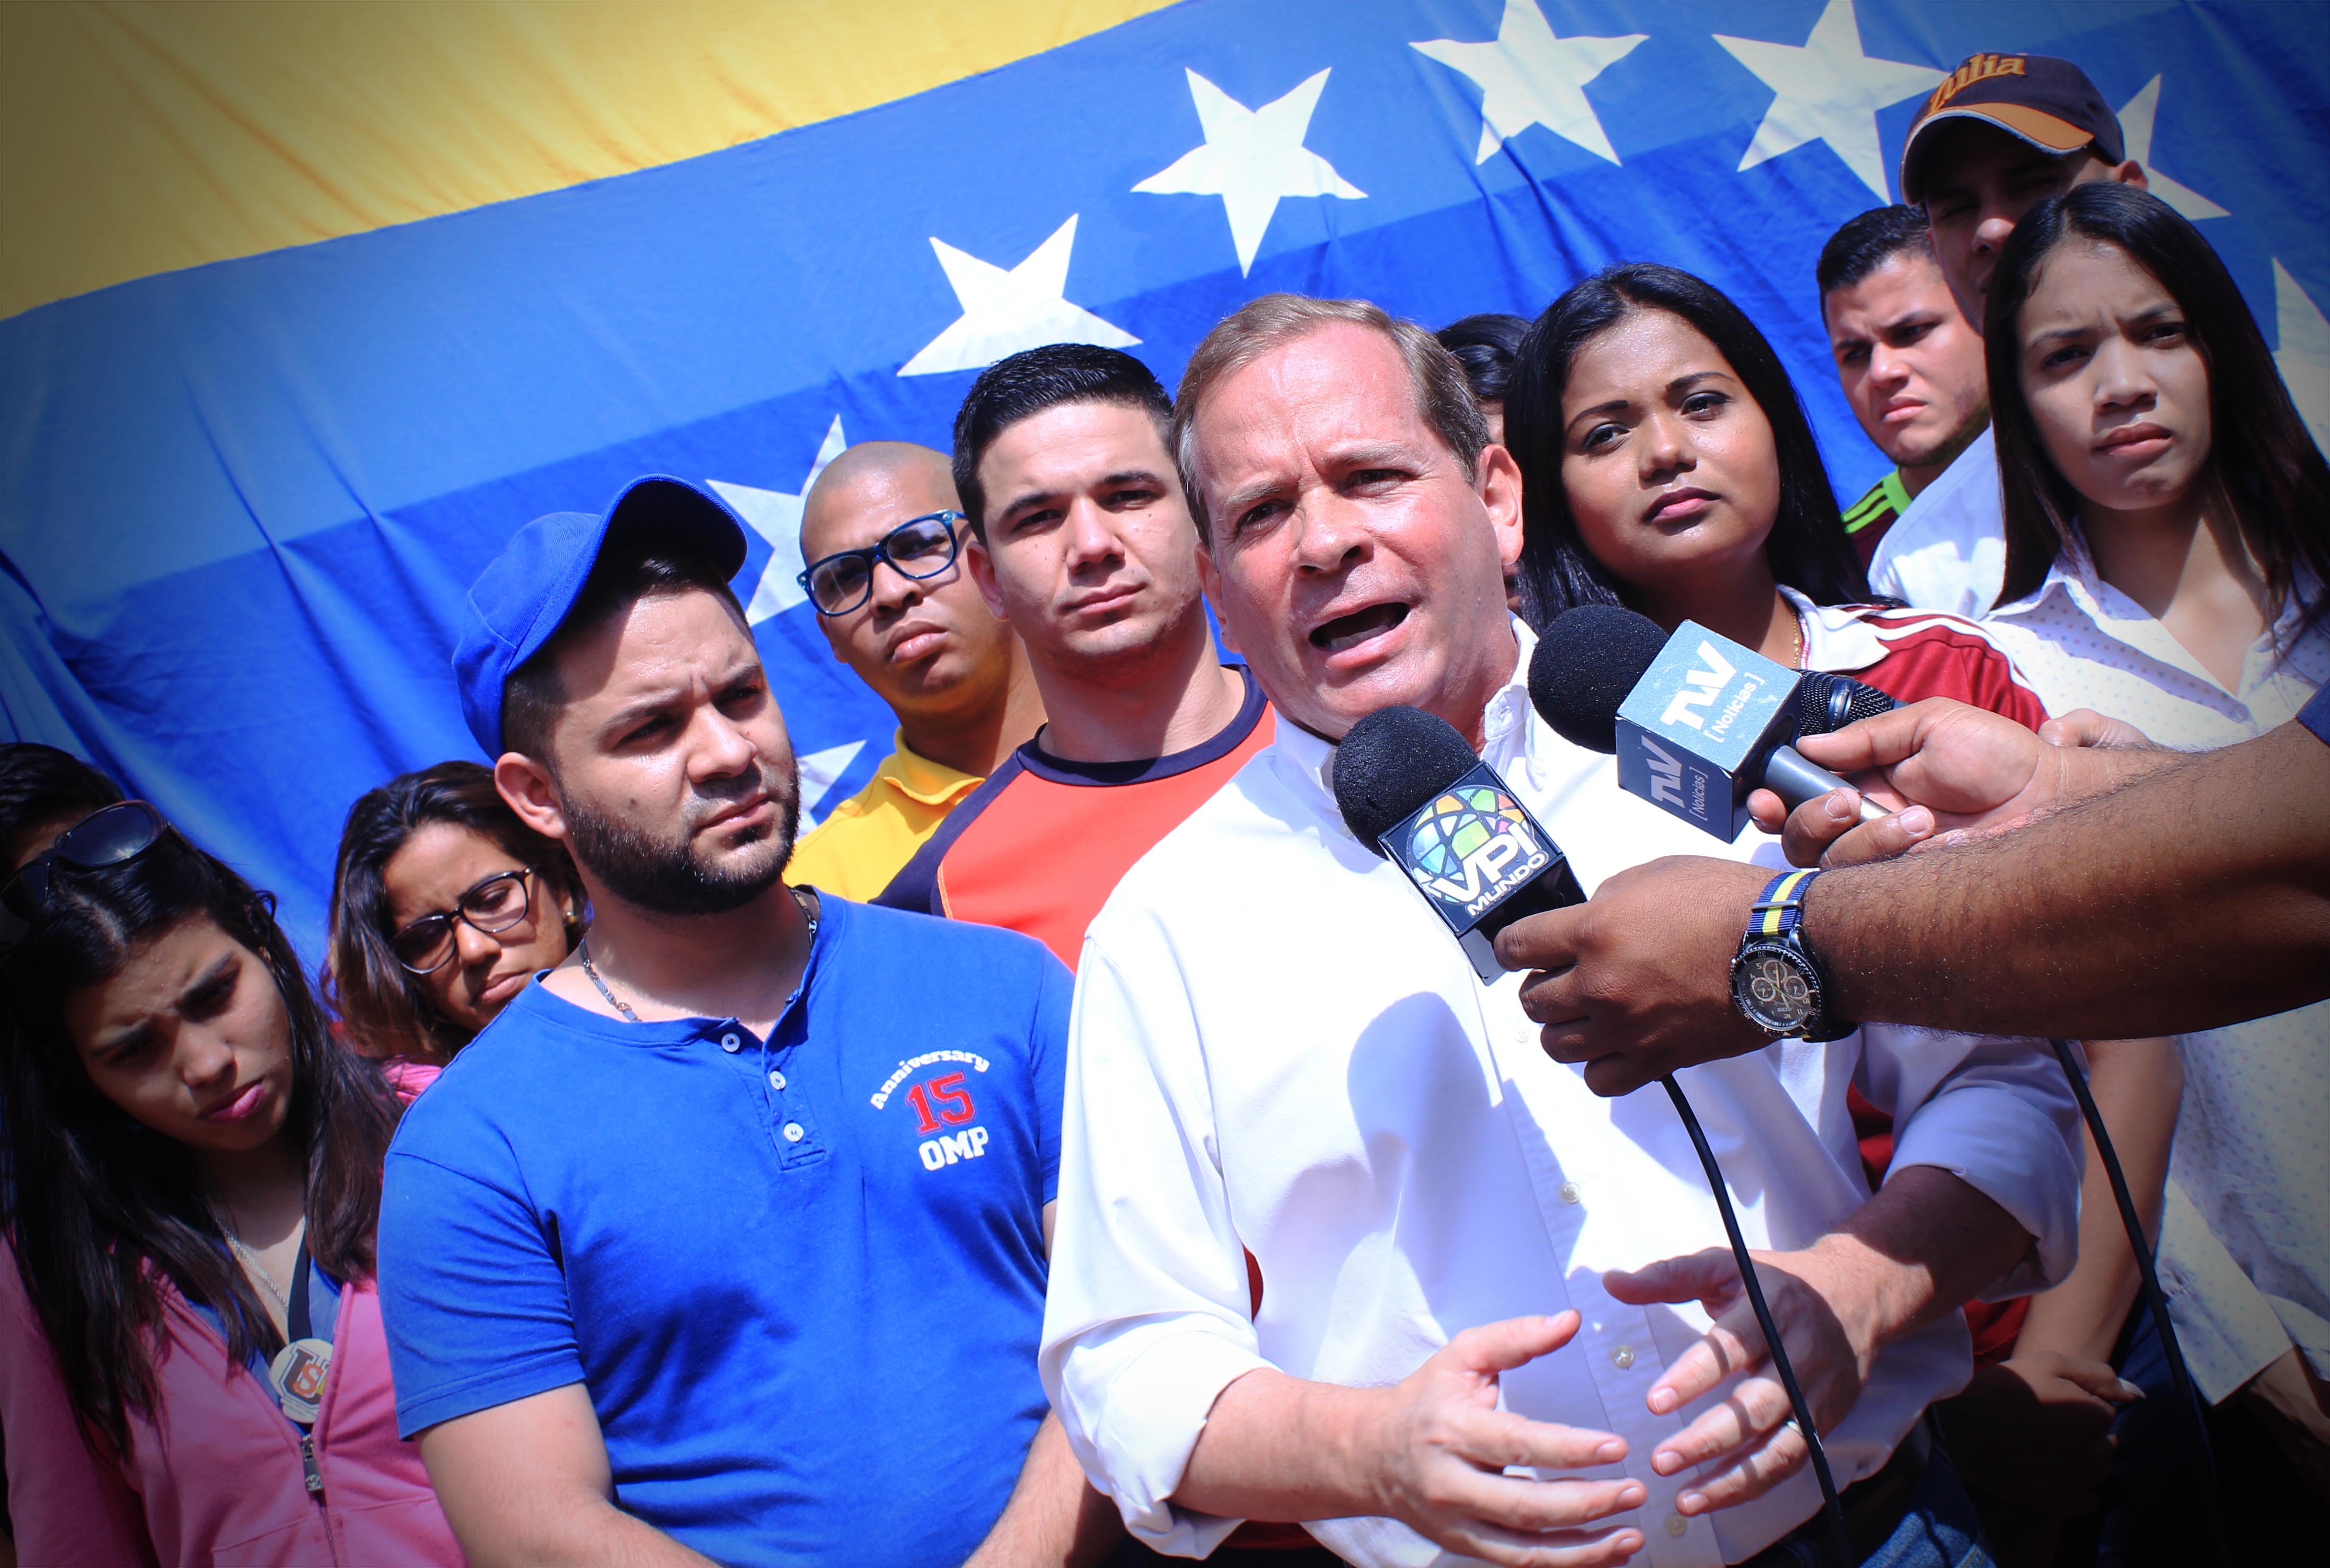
xmin=1504 ymin=263 xmax=1872 ymax=626
xmin=1 ymin=830 xmax=403 ymax=1457
xmin=1987 ymin=182 xmax=2330 ymax=623
xmin=326 ymin=760 xmax=584 ymax=1063
xmin=1436 ymin=313 xmax=1532 ymax=406
xmin=0 ymin=743 xmax=122 ymax=865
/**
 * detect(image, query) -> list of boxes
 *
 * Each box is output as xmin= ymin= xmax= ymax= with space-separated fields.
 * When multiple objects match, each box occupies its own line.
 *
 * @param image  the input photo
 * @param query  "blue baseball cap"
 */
xmin=453 ymin=475 xmax=749 ymax=757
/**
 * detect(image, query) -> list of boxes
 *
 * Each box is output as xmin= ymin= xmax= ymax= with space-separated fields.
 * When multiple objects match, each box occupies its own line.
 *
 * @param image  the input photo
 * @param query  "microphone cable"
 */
xmin=2047 ymin=1039 xmax=2235 ymax=1568
xmin=1661 ymin=1073 xmax=1850 ymax=1568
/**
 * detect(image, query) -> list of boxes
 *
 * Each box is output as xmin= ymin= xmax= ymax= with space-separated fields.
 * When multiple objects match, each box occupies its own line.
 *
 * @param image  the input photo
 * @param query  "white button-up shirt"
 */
xmin=1978 ymin=551 xmax=2330 ymax=1403
xmin=1043 ymin=619 xmax=2080 ymax=1565
xmin=1868 ymin=428 xmax=2006 ymax=619
xmin=1979 ymin=543 xmax=2330 ymax=746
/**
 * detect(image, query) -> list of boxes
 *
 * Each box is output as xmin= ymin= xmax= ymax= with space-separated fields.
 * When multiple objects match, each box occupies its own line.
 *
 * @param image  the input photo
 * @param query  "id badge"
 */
xmin=269 ymin=1337 xmax=332 ymax=1425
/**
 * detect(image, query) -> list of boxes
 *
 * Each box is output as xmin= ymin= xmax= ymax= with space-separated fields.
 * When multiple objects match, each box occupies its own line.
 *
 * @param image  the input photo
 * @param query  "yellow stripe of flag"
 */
xmin=0 ymin=0 xmax=1178 ymax=318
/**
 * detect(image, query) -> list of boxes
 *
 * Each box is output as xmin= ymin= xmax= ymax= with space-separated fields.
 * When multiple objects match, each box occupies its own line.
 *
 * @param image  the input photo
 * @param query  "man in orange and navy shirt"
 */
xmin=878 ymin=345 xmax=1273 ymax=973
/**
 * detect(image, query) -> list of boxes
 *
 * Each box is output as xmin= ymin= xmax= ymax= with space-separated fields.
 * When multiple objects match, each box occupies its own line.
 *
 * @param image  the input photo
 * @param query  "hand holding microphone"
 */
xmin=1528 ymin=604 xmax=1894 ymax=839
xmin=1747 ymin=700 xmax=2164 ymax=870
xmin=1483 ymin=603 xmax=1901 ymax=1093
xmin=1332 ymin=685 xmax=1855 ymax=1557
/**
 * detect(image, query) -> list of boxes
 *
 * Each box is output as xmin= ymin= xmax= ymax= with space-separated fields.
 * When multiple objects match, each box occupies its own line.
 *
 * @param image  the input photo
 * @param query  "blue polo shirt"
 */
xmin=377 ymin=896 xmax=1071 ymax=1567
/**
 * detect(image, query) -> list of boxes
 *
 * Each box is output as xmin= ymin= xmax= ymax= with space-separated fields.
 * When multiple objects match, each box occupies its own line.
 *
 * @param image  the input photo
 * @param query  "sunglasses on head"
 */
xmin=0 ymin=800 xmax=171 ymax=948
xmin=797 ymin=510 xmax=965 ymax=617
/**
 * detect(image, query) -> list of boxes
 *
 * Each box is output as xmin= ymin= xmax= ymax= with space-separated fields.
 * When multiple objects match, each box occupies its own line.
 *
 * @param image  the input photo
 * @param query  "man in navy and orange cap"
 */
xmin=376 ymin=475 xmax=1116 ymax=1566
xmin=1870 ymin=54 xmax=2149 ymax=619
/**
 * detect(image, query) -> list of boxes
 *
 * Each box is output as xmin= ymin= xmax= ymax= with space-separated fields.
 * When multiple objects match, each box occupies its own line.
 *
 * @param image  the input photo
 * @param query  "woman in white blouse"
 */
xmin=1980 ymin=180 xmax=2330 ymax=1550
xmin=1499 ymin=259 xmax=2178 ymax=1565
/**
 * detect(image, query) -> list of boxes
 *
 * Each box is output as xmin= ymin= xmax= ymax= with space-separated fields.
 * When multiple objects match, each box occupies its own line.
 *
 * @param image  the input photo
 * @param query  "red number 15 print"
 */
xmin=905 ymin=1071 xmax=977 ymax=1136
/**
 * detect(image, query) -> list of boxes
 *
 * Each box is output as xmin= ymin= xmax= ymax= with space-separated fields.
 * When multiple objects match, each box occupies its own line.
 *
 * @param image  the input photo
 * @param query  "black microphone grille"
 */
xmin=1795 ymin=672 xmax=1896 ymax=737
xmin=1527 ymin=604 xmax=1671 ymax=755
xmin=1331 ymin=705 xmax=1481 ymax=857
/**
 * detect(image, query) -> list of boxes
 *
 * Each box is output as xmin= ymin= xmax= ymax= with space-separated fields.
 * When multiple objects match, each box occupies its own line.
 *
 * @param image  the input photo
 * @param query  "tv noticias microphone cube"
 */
xmin=1615 ymin=620 xmax=1800 ymax=840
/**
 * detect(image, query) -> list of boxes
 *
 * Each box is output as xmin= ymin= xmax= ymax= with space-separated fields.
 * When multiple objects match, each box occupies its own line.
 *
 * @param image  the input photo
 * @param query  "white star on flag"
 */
xmin=2275 ymin=260 xmax=2330 ymax=453
xmin=797 ymin=739 xmax=869 ymax=830
xmin=2118 ymin=76 xmax=2229 ymax=222
xmin=1715 ymin=0 xmax=1943 ymax=202
xmin=1411 ymin=0 xmax=1645 ymax=166
xmin=899 ymin=215 xmax=1137 ymax=377
xmin=708 ymin=414 xmax=847 ymax=624
xmin=1134 ymin=68 xmax=1365 ymax=277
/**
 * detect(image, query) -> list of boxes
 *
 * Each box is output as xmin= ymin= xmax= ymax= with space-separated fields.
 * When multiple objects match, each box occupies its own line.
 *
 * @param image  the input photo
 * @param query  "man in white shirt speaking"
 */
xmin=1039 ymin=295 xmax=2083 ymax=1567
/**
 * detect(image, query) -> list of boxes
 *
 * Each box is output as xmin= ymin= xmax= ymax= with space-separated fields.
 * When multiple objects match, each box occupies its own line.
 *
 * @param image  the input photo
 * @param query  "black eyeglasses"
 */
xmin=0 ymin=800 xmax=171 ymax=948
xmin=387 ymin=866 xmax=545 ymax=975
xmin=797 ymin=510 xmax=965 ymax=617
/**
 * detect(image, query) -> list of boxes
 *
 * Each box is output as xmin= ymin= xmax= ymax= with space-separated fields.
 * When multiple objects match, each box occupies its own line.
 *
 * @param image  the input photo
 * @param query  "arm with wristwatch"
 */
xmin=1495 ymin=693 xmax=2330 ymax=1089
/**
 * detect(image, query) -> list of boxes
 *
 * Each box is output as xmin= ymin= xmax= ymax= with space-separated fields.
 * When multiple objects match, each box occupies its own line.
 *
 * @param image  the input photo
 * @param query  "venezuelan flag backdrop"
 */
xmin=4 ymin=0 xmax=2327 ymax=946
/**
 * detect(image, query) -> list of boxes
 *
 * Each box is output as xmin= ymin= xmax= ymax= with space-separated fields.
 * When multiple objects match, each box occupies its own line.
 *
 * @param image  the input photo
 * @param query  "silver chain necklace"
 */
xmin=579 ymin=888 xmax=820 ymax=1024
xmin=209 ymin=1200 xmax=297 ymax=1317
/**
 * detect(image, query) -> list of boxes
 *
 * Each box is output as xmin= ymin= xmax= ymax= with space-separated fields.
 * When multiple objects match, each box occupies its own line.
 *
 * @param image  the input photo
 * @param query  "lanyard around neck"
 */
xmin=286 ymin=1236 xmax=314 ymax=1344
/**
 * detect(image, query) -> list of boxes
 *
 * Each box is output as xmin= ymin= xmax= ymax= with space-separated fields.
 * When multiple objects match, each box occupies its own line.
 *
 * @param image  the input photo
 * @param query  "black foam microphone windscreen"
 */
xmin=1528 ymin=604 xmax=1671 ymax=755
xmin=1330 ymin=704 xmax=1585 ymax=982
xmin=1331 ymin=704 xmax=1482 ymax=855
xmin=1796 ymin=669 xmax=1897 ymax=736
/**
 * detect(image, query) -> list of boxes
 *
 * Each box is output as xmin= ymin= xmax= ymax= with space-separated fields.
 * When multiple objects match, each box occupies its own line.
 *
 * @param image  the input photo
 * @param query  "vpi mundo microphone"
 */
xmin=1530 ymin=604 xmax=1893 ymax=840
xmin=1331 ymin=705 xmax=1584 ymax=982
xmin=1341 ymin=686 xmax=1861 ymax=1563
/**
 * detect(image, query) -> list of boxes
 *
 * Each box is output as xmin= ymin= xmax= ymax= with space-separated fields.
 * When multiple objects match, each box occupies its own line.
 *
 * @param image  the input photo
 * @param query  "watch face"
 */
xmin=1735 ymin=945 xmax=1817 ymax=1032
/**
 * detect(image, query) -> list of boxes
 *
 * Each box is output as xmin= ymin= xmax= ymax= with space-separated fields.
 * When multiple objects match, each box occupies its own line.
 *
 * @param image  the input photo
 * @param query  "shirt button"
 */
xmin=1559 ymin=1181 xmax=1581 ymax=1204
xmin=782 ymin=1122 xmax=806 ymax=1143
xmin=1666 ymin=1514 xmax=1689 ymax=1538
xmin=719 ymin=1033 xmax=742 ymax=1053
xmin=767 ymin=1069 xmax=787 ymax=1091
xmin=1611 ymin=1344 xmax=1635 ymax=1370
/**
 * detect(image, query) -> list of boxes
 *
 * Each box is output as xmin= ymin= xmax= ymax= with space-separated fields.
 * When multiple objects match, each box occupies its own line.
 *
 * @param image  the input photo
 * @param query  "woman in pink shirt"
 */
xmin=0 ymin=804 xmax=463 ymax=1566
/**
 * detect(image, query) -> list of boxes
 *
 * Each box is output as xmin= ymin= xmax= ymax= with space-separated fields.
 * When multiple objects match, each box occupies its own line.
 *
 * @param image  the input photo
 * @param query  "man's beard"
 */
xmin=561 ymin=757 xmax=800 ymax=917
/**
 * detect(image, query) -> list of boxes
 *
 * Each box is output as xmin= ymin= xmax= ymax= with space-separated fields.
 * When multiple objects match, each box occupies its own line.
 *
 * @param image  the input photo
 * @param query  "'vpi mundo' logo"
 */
xmin=1401 ymin=783 xmax=1549 ymax=918
xmin=1660 ymin=640 xmax=1736 ymax=730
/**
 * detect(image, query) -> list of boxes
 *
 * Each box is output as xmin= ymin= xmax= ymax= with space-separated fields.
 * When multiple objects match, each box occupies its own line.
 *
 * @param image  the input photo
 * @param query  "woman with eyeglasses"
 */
xmin=326 ymin=761 xmax=586 ymax=1066
xmin=0 ymin=807 xmax=463 ymax=1565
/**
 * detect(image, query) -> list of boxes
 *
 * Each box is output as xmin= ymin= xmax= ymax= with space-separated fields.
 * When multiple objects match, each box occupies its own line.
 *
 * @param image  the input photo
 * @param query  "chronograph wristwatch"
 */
xmin=1731 ymin=869 xmax=1854 ymax=1041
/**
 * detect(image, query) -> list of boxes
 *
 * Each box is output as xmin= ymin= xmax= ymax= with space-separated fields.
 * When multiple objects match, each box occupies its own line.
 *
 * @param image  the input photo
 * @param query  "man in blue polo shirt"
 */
xmin=377 ymin=475 xmax=1111 ymax=1566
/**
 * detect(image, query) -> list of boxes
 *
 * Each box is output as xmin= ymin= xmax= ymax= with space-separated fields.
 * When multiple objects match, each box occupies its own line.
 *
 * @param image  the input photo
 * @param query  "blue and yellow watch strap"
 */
xmin=1750 ymin=869 xmax=1819 ymax=938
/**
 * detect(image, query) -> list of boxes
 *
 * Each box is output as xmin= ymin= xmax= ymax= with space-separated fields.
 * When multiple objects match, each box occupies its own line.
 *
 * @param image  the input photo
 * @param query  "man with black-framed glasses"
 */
xmin=786 ymin=441 xmax=1045 ymax=901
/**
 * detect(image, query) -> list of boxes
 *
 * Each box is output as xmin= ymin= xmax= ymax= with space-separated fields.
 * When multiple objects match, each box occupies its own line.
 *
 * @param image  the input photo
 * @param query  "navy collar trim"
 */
xmin=1016 ymin=666 xmax=1266 ymax=786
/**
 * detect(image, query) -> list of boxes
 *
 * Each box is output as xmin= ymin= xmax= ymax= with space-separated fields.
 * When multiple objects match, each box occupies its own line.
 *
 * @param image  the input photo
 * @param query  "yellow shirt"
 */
xmin=784 ymin=733 xmax=983 ymax=902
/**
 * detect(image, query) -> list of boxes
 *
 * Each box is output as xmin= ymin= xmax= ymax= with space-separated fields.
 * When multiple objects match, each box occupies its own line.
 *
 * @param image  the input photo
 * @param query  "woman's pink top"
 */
xmin=1 ymin=1066 xmax=464 ymax=1566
